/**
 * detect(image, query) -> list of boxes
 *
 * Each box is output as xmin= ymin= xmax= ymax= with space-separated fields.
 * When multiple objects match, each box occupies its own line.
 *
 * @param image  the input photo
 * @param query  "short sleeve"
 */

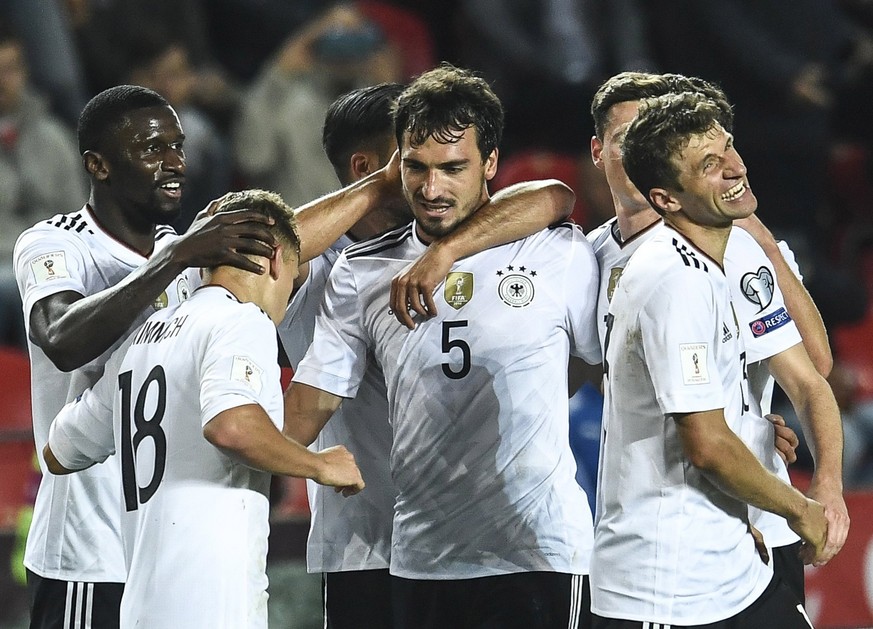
xmin=640 ymin=270 xmax=726 ymax=415
xmin=292 ymin=252 xmax=368 ymax=398
xmin=47 ymin=340 xmax=127 ymax=469
xmin=14 ymin=225 xmax=89 ymax=326
xmin=199 ymin=306 xmax=281 ymax=428
xmin=727 ymin=230 xmax=803 ymax=364
xmin=562 ymin=224 xmax=602 ymax=364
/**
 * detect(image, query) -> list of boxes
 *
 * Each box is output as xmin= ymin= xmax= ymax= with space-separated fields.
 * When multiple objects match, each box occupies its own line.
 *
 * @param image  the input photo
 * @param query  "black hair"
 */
xmin=77 ymin=85 xmax=170 ymax=155
xmin=322 ymin=83 xmax=405 ymax=183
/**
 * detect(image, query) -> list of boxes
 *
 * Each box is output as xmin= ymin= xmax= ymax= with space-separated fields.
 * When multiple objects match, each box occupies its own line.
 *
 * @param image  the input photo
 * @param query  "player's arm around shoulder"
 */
xmin=391 ymin=179 xmax=575 ymax=328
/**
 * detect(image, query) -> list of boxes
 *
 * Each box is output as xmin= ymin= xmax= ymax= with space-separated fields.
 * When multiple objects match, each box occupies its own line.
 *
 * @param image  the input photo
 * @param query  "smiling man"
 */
xmin=585 ymin=72 xmax=847 ymax=610
xmin=283 ymin=64 xmax=601 ymax=629
xmin=590 ymin=90 xmax=828 ymax=629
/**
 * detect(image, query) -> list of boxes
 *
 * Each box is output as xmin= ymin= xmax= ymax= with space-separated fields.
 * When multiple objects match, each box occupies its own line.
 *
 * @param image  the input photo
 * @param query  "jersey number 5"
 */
xmin=119 ymin=366 xmax=168 ymax=512
xmin=442 ymin=320 xmax=471 ymax=379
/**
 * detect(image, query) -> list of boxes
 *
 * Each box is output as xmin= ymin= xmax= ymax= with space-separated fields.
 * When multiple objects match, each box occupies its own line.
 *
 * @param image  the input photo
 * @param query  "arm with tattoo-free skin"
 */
xmin=735 ymin=215 xmax=832 ymax=376
xmin=293 ymin=151 xmax=404 ymax=266
xmin=674 ymin=408 xmax=829 ymax=565
xmin=769 ymin=344 xmax=849 ymax=563
xmin=283 ymin=382 xmax=345 ymax=447
xmin=31 ymin=206 xmax=278 ymax=372
xmin=205 ymin=403 xmax=363 ymax=495
xmin=391 ymin=179 xmax=575 ymax=328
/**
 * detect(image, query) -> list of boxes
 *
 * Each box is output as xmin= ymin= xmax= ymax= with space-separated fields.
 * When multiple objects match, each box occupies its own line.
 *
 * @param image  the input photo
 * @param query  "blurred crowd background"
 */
xmin=3 ymin=0 xmax=873 ymax=555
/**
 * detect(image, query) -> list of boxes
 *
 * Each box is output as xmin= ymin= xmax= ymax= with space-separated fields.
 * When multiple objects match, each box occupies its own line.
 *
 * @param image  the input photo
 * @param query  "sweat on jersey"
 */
xmin=293 ymin=221 xmax=601 ymax=580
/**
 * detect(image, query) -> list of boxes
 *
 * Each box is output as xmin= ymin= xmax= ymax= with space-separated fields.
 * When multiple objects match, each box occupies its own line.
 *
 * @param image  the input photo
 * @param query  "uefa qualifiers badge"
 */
xmin=496 ymin=264 xmax=536 ymax=308
xmin=445 ymin=272 xmax=474 ymax=310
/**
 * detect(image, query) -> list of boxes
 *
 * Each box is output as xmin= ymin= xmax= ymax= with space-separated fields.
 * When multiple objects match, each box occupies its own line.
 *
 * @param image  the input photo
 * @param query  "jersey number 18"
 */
xmin=119 ymin=366 xmax=168 ymax=512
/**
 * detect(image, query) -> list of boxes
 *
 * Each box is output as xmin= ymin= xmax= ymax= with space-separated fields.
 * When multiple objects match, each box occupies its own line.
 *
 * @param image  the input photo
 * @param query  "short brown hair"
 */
xmin=214 ymin=189 xmax=300 ymax=260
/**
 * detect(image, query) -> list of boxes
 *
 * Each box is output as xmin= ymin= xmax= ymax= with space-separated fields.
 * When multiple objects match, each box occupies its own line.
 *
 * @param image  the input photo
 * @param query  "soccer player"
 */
xmin=42 ymin=189 xmax=365 ymax=629
xmin=590 ymin=90 xmax=828 ymax=628
xmin=283 ymin=63 xmax=600 ymax=629
xmin=12 ymin=85 xmax=279 ymax=629
xmin=13 ymin=83 xmax=414 ymax=629
xmin=586 ymin=72 xmax=848 ymax=602
xmin=280 ymin=83 xmax=576 ymax=628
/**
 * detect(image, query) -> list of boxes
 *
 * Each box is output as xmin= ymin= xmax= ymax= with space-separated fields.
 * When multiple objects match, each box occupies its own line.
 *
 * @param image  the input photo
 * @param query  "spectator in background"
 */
xmin=128 ymin=41 xmax=236 ymax=231
xmin=644 ymin=0 xmax=857 ymax=249
xmin=458 ymin=0 xmax=654 ymax=154
xmin=1 ymin=1 xmax=88 ymax=125
xmin=67 ymin=0 xmax=239 ymax=127
xmin=233 ymin=3 xmax=402 ymax=208
xmin=0 ymin=27 xmax=86 ymax=347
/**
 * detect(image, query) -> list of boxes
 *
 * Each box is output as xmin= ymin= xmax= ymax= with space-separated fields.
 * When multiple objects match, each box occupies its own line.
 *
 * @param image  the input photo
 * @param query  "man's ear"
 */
xmin=590 ymin=136 xmax=604 ymax=170
xmin=268 ymin=244 xmax=283 ymax=280
xmin=83 ymin=150 xmax=109 ymax=182
xmin=649 ymin=188 xmax=680 ymax=215
xmin=484 ymin=148 xmax=498 ymax=181
xmin=350 ymin=151 xmax=378 ymax=180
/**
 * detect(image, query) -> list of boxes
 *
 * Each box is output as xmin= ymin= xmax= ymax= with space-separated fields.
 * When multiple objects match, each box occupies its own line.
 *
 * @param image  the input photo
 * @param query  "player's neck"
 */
xmin=207 ymin=268 xmax=283 ymax=325
xmin=86 ymin=196 xmax=156 ymax=257
xmin=665 ymin=216 xmax=731 ymax=265
xmin=615 ymin=202 xmax=660 ymax=242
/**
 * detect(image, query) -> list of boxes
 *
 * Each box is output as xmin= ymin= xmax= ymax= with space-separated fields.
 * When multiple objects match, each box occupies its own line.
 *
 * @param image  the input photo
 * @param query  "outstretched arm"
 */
xmin=293 ymin=151 xmax=404 ymax=265
xmin=30 ymin=205 xmax=277 ymax=371
xmin=769 ymin=344 xmax=849 ymax=562
xmin=735 ymin=215 xmax=832 ymax=376
xmin=205 ymin=402 xmax=362 ymax=494
xmin=391 ymin=179 xmax=575 ymax=328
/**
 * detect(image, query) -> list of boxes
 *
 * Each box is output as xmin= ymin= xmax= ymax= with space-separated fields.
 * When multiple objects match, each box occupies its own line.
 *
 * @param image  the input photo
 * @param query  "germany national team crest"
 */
xmin=496 ymin=264 xmax=536 ymax=308
xmin=445 ymin=272 xmax=474 ymax=310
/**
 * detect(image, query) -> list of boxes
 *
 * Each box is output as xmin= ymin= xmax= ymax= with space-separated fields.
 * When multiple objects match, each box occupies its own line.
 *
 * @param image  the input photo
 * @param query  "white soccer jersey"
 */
xmin=586 ymin=216 xmax=662 ymax=352
xmin=294 ymin=222 xmax=601 ymax=580
xmin=13 ymin=205 xmax=189 ymax=582
xmin=278 ymin=235 xmax=395 ymax=573
xmin=591 ymin=224 xmax=772 ymax=625
xmin=725 ymin=228 xmax=803 ymax=548
xmin=48 ymin=286 xmax=282 ymax=629
xmin=590 ymin=218 xmax=805 ymax=550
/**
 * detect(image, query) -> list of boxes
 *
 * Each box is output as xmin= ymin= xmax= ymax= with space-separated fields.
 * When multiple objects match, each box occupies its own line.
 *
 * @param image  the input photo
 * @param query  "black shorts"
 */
xmin=323 ymin=569 xmax=393 ymax=629
xmin=391 ymin=571 xmax=590 ymax=629
xmin=27 ymin=569 xmax=123 ymax=629
xmin=773 ymin=540 xmax=805 ymax=604
xmin=592 ymin=573 xmax=811 ymax=629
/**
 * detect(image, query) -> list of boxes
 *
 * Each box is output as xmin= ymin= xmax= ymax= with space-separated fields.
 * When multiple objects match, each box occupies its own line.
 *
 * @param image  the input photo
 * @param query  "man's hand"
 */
xmin=749 ymin=524 xmax=770 ymax=565
xmin=390 ymin=243 xmax=454 ymax=329
xmin=807 ymin=480 xmax=850 ymax=565
xmin=314 ymin=445 xmax=365 ymax=496
xmin=769 ymin=414 xmax=799 ymax=465
xmin=172 ymin=199 xmax=277 ymax=274
xmin=787 ymin=497 xmax=829 ymax=565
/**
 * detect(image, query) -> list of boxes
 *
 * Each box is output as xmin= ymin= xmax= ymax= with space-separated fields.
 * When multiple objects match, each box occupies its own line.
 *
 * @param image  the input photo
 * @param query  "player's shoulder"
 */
xmin=17 ymin=207 xmax=93 ymax=245
xmin=344 ymin=223 xmax=414 ymax=261
xmin=586 ymin=217 xmax=618 ymax=249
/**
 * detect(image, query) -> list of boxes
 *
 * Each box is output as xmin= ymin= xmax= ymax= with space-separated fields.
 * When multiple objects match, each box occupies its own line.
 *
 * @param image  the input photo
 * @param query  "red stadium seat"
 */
xmin=0 ymin=346 xmax=35 ymax=530
xmin=491 ymin=150 xmax=588 ymax=226
xmin=356 ymin=1 xmax=436 ymax=79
